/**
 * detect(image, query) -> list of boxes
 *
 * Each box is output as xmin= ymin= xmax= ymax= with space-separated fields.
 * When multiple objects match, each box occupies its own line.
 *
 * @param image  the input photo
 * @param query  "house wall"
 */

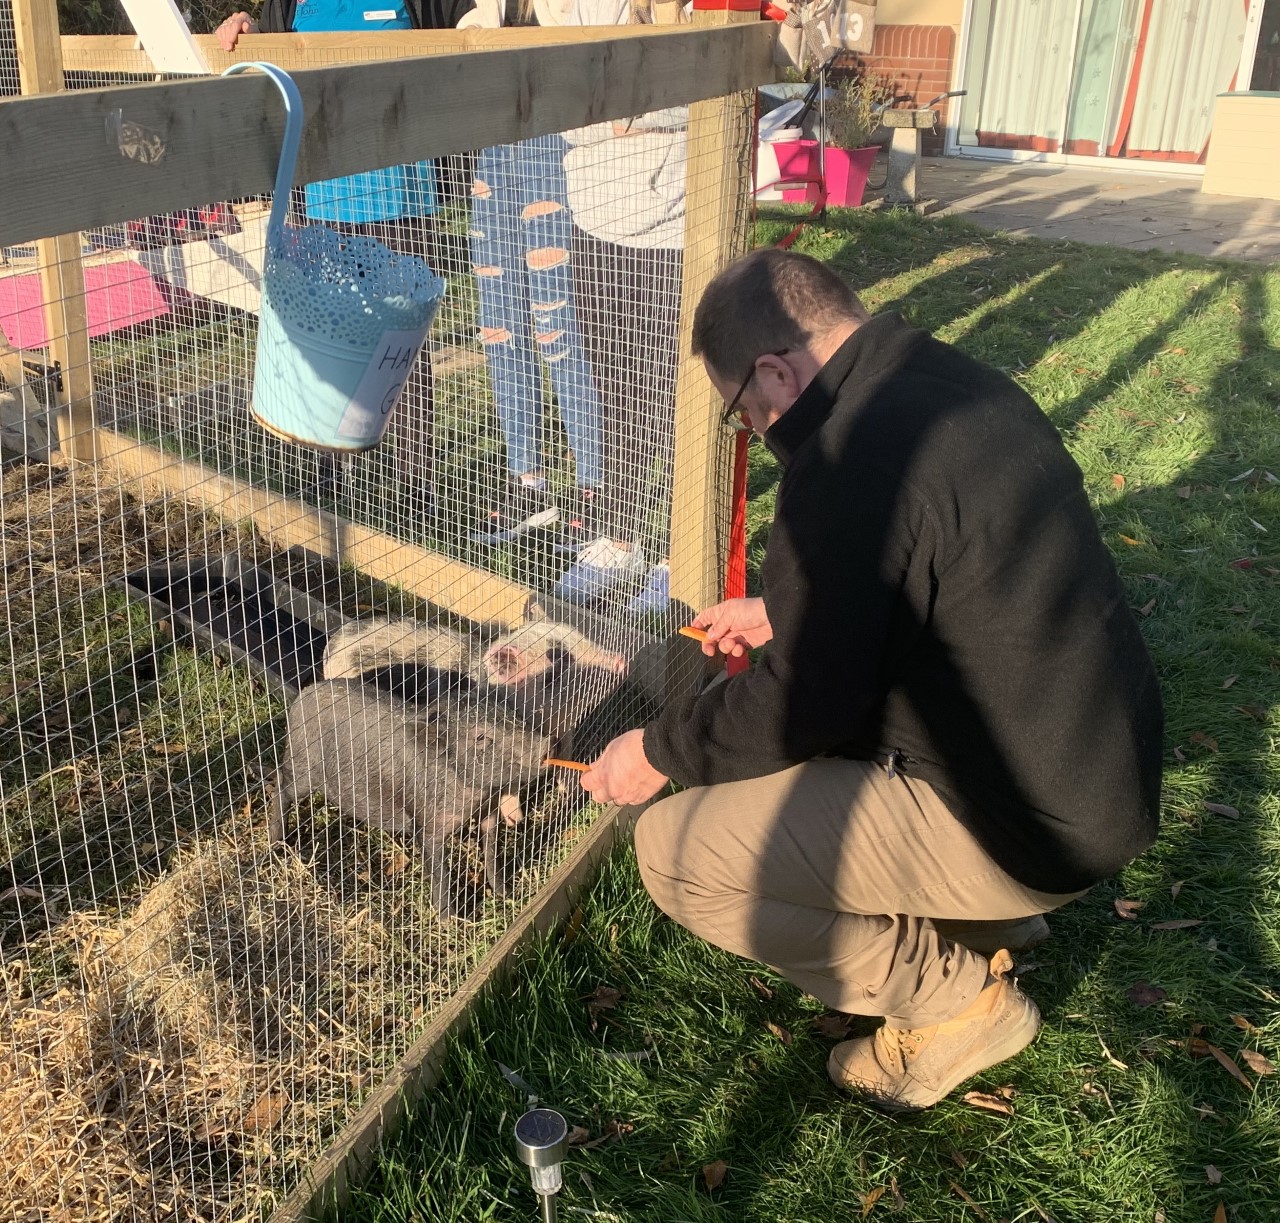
xmin=876 ymin=0 xmax=962 ymax=25
xmin=837 ymin=0 xmax=965 ymax=153
xmin=1203 ymin=92 xmax=1280 ymax=201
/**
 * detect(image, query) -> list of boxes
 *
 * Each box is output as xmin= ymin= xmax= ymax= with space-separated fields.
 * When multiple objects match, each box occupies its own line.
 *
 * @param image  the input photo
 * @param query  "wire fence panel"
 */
xmin=0 ymin=2 xmax=16 ymax=98
xmin=0 ymin=15 xmax=754 ymax=1222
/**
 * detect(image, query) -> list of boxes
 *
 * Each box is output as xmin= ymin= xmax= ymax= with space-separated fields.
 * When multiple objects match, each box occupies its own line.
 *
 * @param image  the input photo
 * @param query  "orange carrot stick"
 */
xmin=678 ymin=626 xmax=708 ymax=643
xmin=543 ymin=757 xmax=590 ymax=772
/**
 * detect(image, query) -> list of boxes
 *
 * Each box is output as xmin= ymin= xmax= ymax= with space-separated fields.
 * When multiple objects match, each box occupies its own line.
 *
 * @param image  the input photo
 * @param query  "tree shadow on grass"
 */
xmin=338 ymin=226 xmax=1280 ymax=1223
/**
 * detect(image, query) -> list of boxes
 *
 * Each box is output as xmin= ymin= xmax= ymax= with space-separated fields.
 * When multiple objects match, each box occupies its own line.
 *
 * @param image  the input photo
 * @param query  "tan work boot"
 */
xmin=933 ymin=914 xmax=1050 ymax=958
xmin=827 ymin=950 xmax=1040 ymax=1112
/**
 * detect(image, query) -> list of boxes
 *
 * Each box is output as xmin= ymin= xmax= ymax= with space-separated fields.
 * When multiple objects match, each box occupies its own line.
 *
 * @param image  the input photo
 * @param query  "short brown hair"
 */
xmin=691 ymin=249 xmax=869 ymax=381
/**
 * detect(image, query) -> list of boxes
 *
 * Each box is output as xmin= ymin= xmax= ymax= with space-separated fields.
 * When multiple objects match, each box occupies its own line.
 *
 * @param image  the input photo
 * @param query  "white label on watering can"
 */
xmin=336 ymin=329 xmax=426 ymax=443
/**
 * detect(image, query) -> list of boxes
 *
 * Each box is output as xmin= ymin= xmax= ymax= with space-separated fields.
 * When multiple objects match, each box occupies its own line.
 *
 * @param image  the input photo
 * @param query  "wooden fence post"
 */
xmin=13 ymin=0 xmax=96 ymax=465
xmin=667 ymin=0 xmax=760 ymax=615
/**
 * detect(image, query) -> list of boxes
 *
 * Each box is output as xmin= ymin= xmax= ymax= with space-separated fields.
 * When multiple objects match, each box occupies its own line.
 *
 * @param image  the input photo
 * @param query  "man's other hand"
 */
xmin=217 ymin=11 xmax=259 ymax=51
xmin=694 ymin=596 xmax=773 ymax=659
xmin=581 ymin=729 xmax=669 ymax=807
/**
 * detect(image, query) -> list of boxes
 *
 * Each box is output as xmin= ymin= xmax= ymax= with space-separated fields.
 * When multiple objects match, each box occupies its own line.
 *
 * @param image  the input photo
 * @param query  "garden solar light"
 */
xmin=514 ymin=1108 xmax=570 ymax=1222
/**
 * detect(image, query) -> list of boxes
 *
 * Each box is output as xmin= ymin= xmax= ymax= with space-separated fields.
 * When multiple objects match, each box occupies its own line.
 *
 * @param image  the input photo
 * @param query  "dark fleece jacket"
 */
xmin=644 ymin=313 xmax=1163 ymax=894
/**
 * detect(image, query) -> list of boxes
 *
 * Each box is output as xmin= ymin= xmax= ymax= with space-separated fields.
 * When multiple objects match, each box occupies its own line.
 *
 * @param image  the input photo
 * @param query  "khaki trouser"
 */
xmin=634 ymin=760 xmax=1083 ymax=1027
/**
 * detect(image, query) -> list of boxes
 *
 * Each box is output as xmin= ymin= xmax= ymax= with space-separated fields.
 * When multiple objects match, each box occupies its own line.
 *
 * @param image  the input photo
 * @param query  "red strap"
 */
xmin=724 ymin=428 xmax=752 ymax=677
xmin=692 ymin=0 xmax=761 ymax=11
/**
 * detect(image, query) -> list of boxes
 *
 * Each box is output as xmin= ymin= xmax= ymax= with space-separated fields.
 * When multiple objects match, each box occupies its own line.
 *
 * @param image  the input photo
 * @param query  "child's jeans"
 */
xmin=470 ymin=137 xmax=603 ymax=488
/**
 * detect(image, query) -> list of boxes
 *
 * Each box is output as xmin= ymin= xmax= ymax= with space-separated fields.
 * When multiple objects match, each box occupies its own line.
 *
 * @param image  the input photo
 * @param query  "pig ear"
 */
xmin=609 ymin=653 xmax=628 ymax=675
xmin=545 ymin=644 xmax=571 ymax=669
xmin=486 ymin=645 xmax=525 ymax=680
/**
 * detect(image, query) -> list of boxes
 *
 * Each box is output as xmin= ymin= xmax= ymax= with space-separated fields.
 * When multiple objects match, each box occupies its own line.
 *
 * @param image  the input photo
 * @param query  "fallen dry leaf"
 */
xmin=385 ymin=851 xmax=411 ymax=877
xmin=890 ymin=1176 xmax=906 ymax=1211
xmin=1114 ymin=898 xmax=1145 ymax=920
xmin=1112 ymin=474 xmax=1127 ymax=490
xmin=561 ymin=904 xmax=585 ymax=948
xmin=1214 ymin=1203 xmax=1227 ymax=1223
xmin=765 ymin=1021 xmax=793 ymax=1046
xmin=1127 ymin=982 xmax=1167 ymax=1007
xmin=862 ymin=1186 xmax=886 ymax=1216
xmin=1171 ymin=881 xmax=1185 ymax=899
xmin=1119 ymin=534 xmax=1143 ymax=546
xmin=1236 ymin=704 xmax=1268 ymax=721
xmin=1138 ymin=598 xmax=1157 ymax=617
xmin=1205 ymin=1165 xmax=1222 ymax=1185
xmin=1176 ymin=485 xmax=1192 ymax=499
xmin=1173 ymin=746 xmax=1187 ymax=763
xmin=948 ymin=1181 xmax=991 ymax=1221
xmin=1231 ymin=1014 xmax=1258 ymax=1033
xmin=1240 ymin=1049 xmax=1275 ymax=1076
xmin=1206 ymin=1043 xmax=1253 ymax=1091
xmin=961 ymin=1091 xmax=1014 ymax=1117
xmin=702 ymin=1159 xmax=729 ymax=1191
xmin=1190 ymin=731 xmax=1219 ymax=753
xmin=1221 ymin=675 xmax=1238 ymax=689
xmin=582 ymin=1119 xmax=634 ymax=1150
xmin=1204 ymin=801 xmax=1240 ymax=819
xmin=0 ymin=885 xmax=43 ymax=903
xmin=243 ymin=1091 xmax=289 ymax=1132
xmin=583 ymin=985 xmax=622 ymax=1031
xmin=1150 ymin=919 xmax=1203 ymax=930
xmin=748 ymin=975 xmax=774 ymax=1000
xmin=813 ymin=1013 xmax=853 ymax=1039
xmin=949 ymin=1150 xmax=969 ymax=1170
xmin=567 ymin=1126 xmax=591 ymax=1146
xmin=1188 ymin=1037 xmax=1213 ymax=1059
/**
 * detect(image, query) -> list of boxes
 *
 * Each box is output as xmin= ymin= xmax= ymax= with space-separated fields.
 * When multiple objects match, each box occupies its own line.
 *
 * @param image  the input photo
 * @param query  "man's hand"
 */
xmin=217 ymin=11 xmax=259 ymax=51
xmin=693 ymin=597 xmax=773 ymax=660
xmin=581 ymin=729 xmax=669 ymax=807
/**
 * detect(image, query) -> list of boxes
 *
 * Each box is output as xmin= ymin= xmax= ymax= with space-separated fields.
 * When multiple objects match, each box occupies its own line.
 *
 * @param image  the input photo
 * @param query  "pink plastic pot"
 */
xmin=775 ymin=142 xmax=879 ymax=208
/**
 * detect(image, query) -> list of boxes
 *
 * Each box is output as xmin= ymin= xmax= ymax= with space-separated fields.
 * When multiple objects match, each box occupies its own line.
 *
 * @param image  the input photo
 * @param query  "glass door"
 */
xmin=955 ymin=0 xmax=1254 ymax=165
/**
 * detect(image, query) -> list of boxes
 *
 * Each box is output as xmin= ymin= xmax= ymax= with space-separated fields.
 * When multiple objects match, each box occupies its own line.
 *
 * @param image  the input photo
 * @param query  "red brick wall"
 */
xmin=835 ymin=24 xmax=957 ymax=155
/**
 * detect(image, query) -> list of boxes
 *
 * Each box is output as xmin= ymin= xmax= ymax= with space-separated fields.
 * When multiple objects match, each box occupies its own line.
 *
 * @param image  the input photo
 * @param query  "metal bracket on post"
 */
xmin=21 ymin=357 xmax=63 ymax=394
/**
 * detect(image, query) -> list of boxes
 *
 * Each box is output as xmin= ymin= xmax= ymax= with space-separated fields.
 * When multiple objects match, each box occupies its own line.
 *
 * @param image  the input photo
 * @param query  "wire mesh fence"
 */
xmin=0 ymin=2 xmax=16 ymax=98
xmin=1 ymin=12 xmax=757 ymax=1221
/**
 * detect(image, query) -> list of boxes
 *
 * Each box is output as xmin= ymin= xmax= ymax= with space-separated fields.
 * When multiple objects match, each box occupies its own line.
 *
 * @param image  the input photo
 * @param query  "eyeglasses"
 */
xmin=720 ymin=349 xmax=790 ymax=427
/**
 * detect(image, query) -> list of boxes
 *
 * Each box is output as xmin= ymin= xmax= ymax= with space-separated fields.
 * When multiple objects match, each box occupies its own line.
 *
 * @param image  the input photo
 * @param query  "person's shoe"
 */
xmin=554 ymin=537 xmax=647 ymax=604
xmin=550 ymin=487 xmax=604 ymax=554
xmin=932 ymin=915 xmax=1051 ymax=958
xmin=470 ymin=481 xmax=560 ymax=544
xmin=625 ymin=561 xmax=670 ymax=616
xmin=827 ymin=950 xmax=1040 ymax=1113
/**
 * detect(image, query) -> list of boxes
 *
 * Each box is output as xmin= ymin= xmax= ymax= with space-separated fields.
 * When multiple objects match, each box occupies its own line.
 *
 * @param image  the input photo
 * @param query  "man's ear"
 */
xmin=755 ymin=351 xmax=800 ymax=398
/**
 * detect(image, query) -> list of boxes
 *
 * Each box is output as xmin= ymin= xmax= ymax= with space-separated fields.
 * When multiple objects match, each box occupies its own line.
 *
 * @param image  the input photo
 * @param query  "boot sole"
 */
xmin=828 ymin=994 xmax=1042 ymax=1114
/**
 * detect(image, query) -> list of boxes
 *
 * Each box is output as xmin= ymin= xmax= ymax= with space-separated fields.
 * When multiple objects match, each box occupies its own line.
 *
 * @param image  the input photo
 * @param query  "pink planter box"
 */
xmin=773 ymin=141 xmax=879 ymax=208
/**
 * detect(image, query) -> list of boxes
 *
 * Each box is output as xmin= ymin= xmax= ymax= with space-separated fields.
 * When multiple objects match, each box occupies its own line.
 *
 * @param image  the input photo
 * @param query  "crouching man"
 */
xmin=581 ymin=249 xmax=1162 ymax=1112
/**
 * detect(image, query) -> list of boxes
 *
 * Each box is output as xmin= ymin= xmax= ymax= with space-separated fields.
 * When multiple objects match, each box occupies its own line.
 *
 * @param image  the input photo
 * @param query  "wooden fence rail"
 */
xmin=0 ymin=23 xmax=775 ymax=249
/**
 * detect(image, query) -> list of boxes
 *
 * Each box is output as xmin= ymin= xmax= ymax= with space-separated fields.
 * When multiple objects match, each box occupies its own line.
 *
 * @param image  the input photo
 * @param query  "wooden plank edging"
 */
xmin=94 ymin=428 xmax=536 ymax=627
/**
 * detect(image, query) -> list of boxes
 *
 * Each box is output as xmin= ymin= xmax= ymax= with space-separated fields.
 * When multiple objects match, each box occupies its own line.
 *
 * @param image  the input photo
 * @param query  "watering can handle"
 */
xmin=221 ymin=62 xmax=304 ymax=250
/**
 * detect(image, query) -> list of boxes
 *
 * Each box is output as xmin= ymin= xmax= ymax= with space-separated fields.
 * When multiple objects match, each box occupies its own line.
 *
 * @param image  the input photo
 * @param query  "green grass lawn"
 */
xmin=340 ymin=209 xmax=1280 ymax=1223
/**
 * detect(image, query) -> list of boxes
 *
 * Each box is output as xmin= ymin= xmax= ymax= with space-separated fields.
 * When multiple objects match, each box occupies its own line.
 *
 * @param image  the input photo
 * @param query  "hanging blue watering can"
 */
xmin=223 ymin=62 xmax=445 ymax=452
